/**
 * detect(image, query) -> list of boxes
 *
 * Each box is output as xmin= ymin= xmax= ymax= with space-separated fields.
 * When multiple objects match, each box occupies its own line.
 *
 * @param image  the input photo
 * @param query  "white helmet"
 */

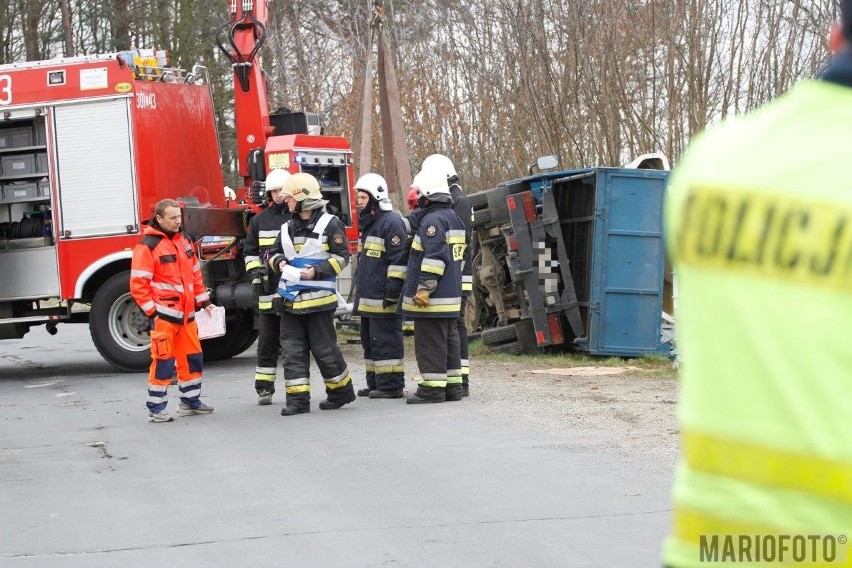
xmin=264 ymin=168 xmax=291 ymax=198
xmin=355 ymin=172 xmax=393 ymax=211
xmin=421 ymin=154 xmax=457 ymax=180
xmin=411 ymin=169 xmax=451 ymax=202
xmin=283 ymin=172 xmax=323 ymax=201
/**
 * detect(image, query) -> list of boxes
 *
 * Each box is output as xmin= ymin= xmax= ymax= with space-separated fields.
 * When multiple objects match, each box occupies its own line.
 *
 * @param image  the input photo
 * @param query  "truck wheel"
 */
xmin=90 ymin=271 xmax=152 ymax=372
xmin=201 ymin=309 xmax=258 ymax=361
xmin=489 ymin=341 xmax=523 ymax=355
xmin=468 ymin=191 xmax=489 ymax=210
xmin=481 ymin=324 xmax=518 ymax=346
xmin=472 ymin=208 xmax=492 ymax=228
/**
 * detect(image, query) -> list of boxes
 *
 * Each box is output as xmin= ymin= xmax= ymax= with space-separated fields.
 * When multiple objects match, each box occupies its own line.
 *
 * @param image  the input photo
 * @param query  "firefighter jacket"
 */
xmin=400 ymin=202 xmax=465 ymax=318
xmin=354 ymin=206 xmax=408 ymax=317
xmin=268 ymin=208 xmax=348 ymax=315
xmin=130 ymin=224 xmax=210 ymax=325
xmin=663 ymin=65 xmax=852 ymax=567
xmin=244 ymin=203 xmax=291 ymax=312
xmin=450 ymin=182 xmax=473 ymax=296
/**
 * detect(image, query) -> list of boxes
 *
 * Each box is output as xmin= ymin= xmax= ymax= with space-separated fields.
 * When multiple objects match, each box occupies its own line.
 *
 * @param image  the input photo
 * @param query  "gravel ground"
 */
xmin=339 ymin=339 xmax=681 ymax=458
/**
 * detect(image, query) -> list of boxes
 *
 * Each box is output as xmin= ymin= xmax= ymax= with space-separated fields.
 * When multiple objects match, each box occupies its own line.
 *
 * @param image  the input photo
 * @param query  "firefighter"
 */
xmin=662 ymin=8 xmax=852 ymax=566
xmin=401 ymin=169 xmax=466 ymax=404
xmin=352 ymin=173 xmax=408 ymax=399
xmin=421 ymin=154 xmax=474 ymax=397
xmin=130 ymin=199 xmax=216 ymax=423
xmin=244 ymin=168 xmax=292 ymax=405
xmin=268 ymin=172 xmax=356 ymax=415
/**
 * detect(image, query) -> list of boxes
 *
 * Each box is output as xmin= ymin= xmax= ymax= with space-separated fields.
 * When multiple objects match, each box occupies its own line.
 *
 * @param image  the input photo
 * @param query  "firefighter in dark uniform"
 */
xmin=422 ymin=154 xmax=473 ymax=397
xmin=352 ymin=173 xmax=408 ymax=399
xmin=268 ymin=172 xmax=356 ymax=415
xmin=401 ymin=169 xmax=466 ymax=404
xmin=244 ymin=168 xmax=291 ymax=405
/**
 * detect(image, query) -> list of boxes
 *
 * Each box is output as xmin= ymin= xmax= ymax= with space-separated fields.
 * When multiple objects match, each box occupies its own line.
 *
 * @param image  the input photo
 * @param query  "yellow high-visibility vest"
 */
xmin=664 ymin=80 xmax=852 ymax=567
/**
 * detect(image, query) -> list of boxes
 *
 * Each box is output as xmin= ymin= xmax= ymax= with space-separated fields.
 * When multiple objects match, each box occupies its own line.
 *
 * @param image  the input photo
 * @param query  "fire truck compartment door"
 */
xmin=0 ymin=247 xmax=60 ymax=299
xmin=53 ymin=98 xmax=138 ymax=238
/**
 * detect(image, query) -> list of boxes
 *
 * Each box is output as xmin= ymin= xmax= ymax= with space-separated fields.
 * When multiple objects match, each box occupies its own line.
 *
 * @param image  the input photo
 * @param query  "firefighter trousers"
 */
xmin=360 ymin=314 xmax=405 ymax=391
xmin=413 ymin=317 xmax=461 ymax=401
xmin=147 ymin=317 xmax=204 ymax=413
xmin=279 ymin=309 xmax=354 ymax=410
xmin=254 ymin=311 xmax=282 ymax=394
xmin=457 ymin=296 xmax=470 ymax=390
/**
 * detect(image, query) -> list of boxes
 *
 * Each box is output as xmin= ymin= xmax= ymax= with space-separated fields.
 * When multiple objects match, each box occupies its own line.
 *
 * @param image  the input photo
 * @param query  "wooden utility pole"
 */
xmin=351 ymin=2 xmax=410 ymax=212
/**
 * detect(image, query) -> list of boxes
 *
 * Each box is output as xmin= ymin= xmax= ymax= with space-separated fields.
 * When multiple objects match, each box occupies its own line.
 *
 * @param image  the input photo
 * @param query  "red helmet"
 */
xmin=406 ymin=187 xmax=418 ymax=211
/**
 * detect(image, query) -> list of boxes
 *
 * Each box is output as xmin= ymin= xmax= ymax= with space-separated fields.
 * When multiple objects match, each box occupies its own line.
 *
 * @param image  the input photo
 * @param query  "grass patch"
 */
xmin=469 ymin=339 xmax=677 ymax=379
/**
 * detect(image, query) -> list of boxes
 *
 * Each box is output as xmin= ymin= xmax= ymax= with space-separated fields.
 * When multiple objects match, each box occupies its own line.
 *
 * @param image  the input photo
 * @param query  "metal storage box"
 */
xmin=36 ymin=153 xmax=48 ymax=173
xmin=1 ymin=181 xmax=48 ymax=202
xmin=1 ymin=154 xmax=37 ymax=176
xmin=0 ymin=127 xmax=34 ymax=150
xmin=33 ymin=121 xmax=47 ymax=146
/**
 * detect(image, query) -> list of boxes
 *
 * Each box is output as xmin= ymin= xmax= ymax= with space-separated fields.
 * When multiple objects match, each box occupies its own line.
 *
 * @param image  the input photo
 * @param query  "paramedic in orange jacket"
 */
xmin=130 ymin=199 xmax=216 ymax=423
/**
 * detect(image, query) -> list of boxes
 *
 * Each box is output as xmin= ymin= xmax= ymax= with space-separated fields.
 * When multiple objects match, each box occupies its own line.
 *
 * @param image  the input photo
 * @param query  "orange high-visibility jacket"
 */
xmin=130 ymin=225 xmax=210 ymax=325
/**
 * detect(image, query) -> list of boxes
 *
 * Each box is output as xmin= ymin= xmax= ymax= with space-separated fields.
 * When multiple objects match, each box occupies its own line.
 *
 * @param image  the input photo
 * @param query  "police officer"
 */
xmin=244 ymin=168 xmax=291 ymax=405
xmin=352 ymin=173 xmax=408 ymax=399
xmin=268 ymin=173 xmax=356 ymax=415
xmin=401 ymin=169 xmax=466 ymax=404
xmin=662 ymin=7 xmax=852 ymax=565
xmin=421 ymin=154 xmax=473 ymax=397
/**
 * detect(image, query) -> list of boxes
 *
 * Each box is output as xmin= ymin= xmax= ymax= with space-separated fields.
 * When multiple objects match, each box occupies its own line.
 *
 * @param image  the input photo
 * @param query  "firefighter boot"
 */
xmin=357 ymin=387 xmax=374 ymax=397
xmin=319 ymin=382 xmax=356 ymax=410
xmin=281 ymin=392 xmax=310 ymax=416
xmin=257 ymin=388 xmax=274 ymax=406
xmin=406 ymin=385 xmax=446 ymax=404
xmin=368 ymin=388 xmax=404 ymax=399
xmin=445 ymin=384 xmax=464 ymax=402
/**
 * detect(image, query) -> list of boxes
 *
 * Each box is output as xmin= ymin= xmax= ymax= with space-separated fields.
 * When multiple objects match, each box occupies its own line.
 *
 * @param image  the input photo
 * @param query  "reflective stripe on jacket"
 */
xmin=400 ymin=203 xmax=465 ymax=318
xmin=268 ymin=208 xmax=349 ymax=315
xmin=130 ymin=225 xmax=209 ymax=325
xmin=355 ymin=209 xmax=408 ymax=317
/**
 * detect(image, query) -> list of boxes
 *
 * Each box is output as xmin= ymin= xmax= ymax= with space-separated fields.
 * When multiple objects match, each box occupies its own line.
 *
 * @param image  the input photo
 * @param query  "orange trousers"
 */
xmin=149 ymin=317 xmax=203 ymax=384
xmin=147 ymin=317 xmax=204 ymax=413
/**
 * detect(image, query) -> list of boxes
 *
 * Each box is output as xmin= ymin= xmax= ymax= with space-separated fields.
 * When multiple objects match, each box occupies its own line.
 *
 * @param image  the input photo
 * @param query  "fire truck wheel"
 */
xmin=481 ymin=324 xmax=519 ymax=346
xmin=201 ymin=308 xmax=258 ymax=361
xmin=90 ymin=271 xmax=152 ymax=372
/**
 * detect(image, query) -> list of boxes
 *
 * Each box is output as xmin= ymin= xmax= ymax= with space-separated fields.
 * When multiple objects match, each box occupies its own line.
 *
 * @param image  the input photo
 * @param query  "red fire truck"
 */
xmin=0 ymin=2 xmax=358 ymax=370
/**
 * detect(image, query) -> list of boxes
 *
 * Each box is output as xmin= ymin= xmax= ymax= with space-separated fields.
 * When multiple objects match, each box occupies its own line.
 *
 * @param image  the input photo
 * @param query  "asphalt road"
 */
xmin=0 ymin=326 xmax=674 ymax=567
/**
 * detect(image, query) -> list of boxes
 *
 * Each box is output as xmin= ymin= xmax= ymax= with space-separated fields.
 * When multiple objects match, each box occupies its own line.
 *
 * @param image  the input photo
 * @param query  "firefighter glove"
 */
xmin=382 ymin=294 xmax=399 ymax=309
xmin=249 ymin=268 xmax=268 ymax=297
xmin=413 ymin=289 xmax=430 ymax=308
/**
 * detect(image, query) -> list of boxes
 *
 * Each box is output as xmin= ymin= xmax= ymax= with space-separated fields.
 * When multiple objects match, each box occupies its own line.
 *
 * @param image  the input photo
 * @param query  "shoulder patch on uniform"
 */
xmin=141 ymin=235 xmax=163 ymax=249
xmin=333 ymin=232 xmax=345 ymax=245
xmin=390 ymin=234 xmax=401 ymax=247
xmin=426 ymin=225 xmax=437 ymax=237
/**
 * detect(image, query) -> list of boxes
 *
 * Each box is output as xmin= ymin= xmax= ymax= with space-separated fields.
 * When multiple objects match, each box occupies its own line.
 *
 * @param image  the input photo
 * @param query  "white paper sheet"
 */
xmin=195 ymin=305 xmax=226 ymax=340
xmin=280 ymin=264 xmax=303 ymax=283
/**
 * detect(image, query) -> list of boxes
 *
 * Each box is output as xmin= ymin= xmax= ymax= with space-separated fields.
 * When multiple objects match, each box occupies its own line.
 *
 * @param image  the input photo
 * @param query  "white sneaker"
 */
xmin=148 ymin=411 xmax=174 ymax=423
xmin=176 ymin=402 xmax=214 ymax=415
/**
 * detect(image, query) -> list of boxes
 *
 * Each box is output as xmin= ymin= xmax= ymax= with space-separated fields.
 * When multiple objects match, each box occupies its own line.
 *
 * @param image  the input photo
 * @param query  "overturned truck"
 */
xmin=468 ymin=155 xmax=671 ymax=357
